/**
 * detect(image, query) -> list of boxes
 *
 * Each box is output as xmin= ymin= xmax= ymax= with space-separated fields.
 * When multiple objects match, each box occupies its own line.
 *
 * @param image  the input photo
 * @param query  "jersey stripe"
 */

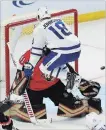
xmin=31 ymin=52 xmax=42 ymax=56
xmin=32 ymin=47 xmax=43 ymax=50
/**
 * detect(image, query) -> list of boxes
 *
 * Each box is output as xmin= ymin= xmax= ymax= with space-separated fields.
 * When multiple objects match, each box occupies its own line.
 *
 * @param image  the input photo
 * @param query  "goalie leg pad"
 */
xmin=4 ymin=103 xmax=47 ymax=122
xmin=32 ymin=104 xmax=47 ymax=120
xmin=57 ymin=94 xmax=89 ymax=118
xmin=88 ymin=98 xmax=102 ymax=114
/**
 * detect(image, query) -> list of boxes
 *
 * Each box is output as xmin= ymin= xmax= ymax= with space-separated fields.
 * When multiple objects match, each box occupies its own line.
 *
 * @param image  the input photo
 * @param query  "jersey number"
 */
xmin=48 ymin=21 xmax=72 ymax=39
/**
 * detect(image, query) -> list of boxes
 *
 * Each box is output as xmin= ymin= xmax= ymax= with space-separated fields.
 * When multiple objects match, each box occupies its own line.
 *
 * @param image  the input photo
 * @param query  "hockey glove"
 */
xmin=23 ymin=62 xmax=34 ymax=78
xmin=79 ymin=79 xmax=101 ymax=98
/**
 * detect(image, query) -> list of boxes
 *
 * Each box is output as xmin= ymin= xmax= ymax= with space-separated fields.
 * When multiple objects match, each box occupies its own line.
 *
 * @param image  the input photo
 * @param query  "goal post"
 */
xmin=3 ymin=9 xmax=78 ymax=96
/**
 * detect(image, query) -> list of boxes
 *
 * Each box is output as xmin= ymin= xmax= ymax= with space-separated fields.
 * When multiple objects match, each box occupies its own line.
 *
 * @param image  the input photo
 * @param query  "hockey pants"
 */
xmin=40 ymin=50 xmax=81 ymax=79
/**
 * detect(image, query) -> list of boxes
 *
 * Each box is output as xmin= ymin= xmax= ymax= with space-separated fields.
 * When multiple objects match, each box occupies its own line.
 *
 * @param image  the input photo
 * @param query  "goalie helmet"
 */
xmin=37 ymin=6 xmax=51 ymax=21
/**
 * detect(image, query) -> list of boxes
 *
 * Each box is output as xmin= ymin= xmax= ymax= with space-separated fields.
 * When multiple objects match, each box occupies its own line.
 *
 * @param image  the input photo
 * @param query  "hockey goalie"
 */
xmin=0 ymin=7 xmax=103 ymax=128
xmin=1 ymin=50 xmax=102 ymax=123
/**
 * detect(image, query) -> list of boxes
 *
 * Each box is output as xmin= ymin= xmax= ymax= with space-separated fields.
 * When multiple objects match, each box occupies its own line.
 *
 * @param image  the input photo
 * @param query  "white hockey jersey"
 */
xmin=30 ymin=18 xmax=81 ymax=66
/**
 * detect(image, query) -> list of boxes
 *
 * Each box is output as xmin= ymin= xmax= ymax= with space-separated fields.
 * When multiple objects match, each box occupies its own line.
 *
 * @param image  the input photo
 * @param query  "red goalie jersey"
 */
xmin=19 ymin=50 xmax=59 ymax=91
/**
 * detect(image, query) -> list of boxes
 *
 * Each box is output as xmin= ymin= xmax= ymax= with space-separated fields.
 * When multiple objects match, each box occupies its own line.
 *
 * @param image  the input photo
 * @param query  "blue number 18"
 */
xmin=48 ymin=21 xmax=72 ymax=39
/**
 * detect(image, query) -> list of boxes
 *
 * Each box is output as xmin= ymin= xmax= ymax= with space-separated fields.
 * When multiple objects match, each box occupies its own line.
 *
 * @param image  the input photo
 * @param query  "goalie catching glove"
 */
xmin=11 ymin=69 xmax=30 ymax=96
xmin=79 ymin=79 xmax=101 ymax=98
xmin=23 ymin=62 xmax=34 ymax=78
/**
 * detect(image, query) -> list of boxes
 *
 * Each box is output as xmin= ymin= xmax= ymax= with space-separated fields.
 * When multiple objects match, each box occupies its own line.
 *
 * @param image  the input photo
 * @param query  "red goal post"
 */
xmin=4 ymin=9 xmax=78 ymax=96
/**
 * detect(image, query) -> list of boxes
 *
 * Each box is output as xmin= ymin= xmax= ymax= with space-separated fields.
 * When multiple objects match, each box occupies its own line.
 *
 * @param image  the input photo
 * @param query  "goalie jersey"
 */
xmin=30 ymin=18 xmax=81 ymax=66
xmin=19 ymin=50 xmax=59 ymax=91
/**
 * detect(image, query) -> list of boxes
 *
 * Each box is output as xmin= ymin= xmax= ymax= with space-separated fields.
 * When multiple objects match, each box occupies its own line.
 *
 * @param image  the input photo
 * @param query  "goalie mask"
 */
xmin=37 ymin=6 xmax=51 ymax=21
xmin=79 ymin=79 xmax=101 ymax=98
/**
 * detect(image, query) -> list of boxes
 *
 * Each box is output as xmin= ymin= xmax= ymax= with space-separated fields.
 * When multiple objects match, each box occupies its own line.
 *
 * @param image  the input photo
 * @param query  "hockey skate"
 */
xmin=66 ymin=72 xmax=81 ymax=93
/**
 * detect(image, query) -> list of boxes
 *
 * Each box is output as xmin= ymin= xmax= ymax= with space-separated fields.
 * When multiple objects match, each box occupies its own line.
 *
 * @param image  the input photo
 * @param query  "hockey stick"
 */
xmin=23 ymin=89 xmax=38 ymax=124
xmin=22 ymin=77 xmax=38 ymax=125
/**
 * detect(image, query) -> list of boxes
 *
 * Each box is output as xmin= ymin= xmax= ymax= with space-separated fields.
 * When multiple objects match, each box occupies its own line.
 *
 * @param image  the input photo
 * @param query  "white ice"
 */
xmin=0 ymin=19 xmax=105 ymax=129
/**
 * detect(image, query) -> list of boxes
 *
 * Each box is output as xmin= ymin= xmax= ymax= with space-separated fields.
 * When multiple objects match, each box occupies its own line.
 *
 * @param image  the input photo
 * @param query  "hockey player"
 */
xmin=0 ymin=112 xmax=13 ymax=130
xmin=23 ymin=6 xmax=81 ymax=93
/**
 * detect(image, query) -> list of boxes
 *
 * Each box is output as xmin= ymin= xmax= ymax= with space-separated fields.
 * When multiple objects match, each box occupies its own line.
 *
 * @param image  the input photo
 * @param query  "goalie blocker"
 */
xmin=3 ymin=50 xmax=102 ymax=122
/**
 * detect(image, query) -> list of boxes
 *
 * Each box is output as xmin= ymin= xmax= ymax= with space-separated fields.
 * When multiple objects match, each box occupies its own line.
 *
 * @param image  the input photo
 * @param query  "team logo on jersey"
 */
xmin=12 ymin=0 xmax=35 ymax=8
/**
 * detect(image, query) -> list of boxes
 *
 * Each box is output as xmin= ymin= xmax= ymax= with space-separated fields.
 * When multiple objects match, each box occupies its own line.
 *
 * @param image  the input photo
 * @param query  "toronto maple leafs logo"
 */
xmin=12 ymin=0 xmax=35 ymax=8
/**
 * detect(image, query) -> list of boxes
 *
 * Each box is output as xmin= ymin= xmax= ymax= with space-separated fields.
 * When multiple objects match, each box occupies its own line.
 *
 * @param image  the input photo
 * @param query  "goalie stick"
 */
xmin=23 ymin=89 xmax=38 ymax=124
xmin=22 ymin=77 xmax=38 ymax=125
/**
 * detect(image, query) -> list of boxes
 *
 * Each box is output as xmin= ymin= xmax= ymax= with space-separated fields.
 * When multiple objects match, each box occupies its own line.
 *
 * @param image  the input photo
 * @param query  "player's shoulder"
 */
xmin=33 ymin=19 xmax=50 ymax=33
xmin=42 ymin=18 xmax=62 ymax=29
xmin=33 ymin=22 xmax=43 ymax=34
xmin=33 ymin=18 xmax=62 ymax=33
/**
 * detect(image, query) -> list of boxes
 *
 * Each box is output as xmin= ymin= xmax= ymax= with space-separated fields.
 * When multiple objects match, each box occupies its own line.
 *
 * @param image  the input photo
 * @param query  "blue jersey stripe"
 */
xmin=32 ymin=47 xmax=43 ymax=50
xmin=51 ymin=43 xmax=80 ymax=51
xmin=49 ymin=26 xmax=64 ymax=39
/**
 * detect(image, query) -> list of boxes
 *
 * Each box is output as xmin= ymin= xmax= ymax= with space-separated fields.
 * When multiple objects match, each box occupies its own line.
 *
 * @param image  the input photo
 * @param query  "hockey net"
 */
xmin=1 ymin=9 xmax=78 ymax=96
